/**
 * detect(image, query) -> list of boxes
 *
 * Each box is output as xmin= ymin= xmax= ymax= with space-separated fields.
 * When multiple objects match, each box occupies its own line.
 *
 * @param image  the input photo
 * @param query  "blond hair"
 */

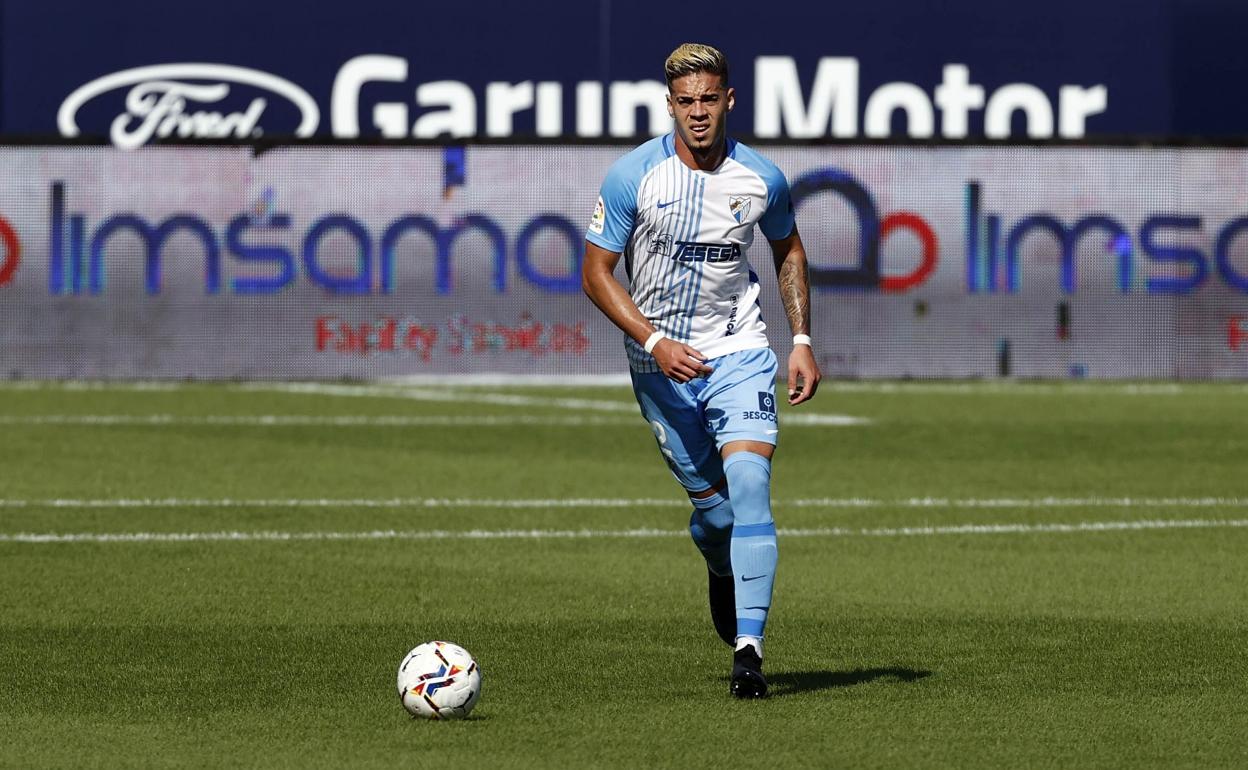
xmin=664 ymin=43 xmax=729 ymax=87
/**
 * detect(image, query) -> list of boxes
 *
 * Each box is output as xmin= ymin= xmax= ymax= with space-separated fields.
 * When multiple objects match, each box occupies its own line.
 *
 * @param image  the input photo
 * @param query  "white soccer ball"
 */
xmin=396 ymin=641 xmax=482 ymax=720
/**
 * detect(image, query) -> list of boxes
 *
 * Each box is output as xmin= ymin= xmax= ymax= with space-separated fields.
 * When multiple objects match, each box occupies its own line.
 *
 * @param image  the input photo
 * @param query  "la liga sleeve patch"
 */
xmin=589 ymin=196 xmax=606 ymax=235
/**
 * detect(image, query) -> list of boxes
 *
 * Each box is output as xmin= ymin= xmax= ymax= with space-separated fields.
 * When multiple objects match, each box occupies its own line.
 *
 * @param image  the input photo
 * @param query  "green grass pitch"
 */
xmin=2 ymin=380 xmax=1247 ymax=768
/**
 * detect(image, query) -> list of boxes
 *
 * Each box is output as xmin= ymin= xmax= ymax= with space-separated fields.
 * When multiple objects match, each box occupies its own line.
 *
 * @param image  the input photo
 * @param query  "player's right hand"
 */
xmin=652 ymin=338 xmax=713 ymax=383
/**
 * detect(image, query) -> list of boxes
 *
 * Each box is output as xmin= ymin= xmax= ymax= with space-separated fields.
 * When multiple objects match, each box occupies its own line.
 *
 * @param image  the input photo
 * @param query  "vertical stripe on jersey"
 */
xmin=658 ymin=164 xmax=693 ymax=340
xmin=680 ymin=175 xmax=709 ymax=341
xmin=627 ymin=158 xmax=677 ymax=369
xmin=675 ymin=175 xmax=706 ymax=342
xmin=664 ymin=166 xmax=689 ymax=339
xmin=674 ymin=173 xmax=704 ymax=342
xmin=686 ymin=176 xmax=709 ymax=342
xmin=640 ymin=159 xmax=674 ymax=335
xmin=641 ymin=158 xmax=674 ymax=308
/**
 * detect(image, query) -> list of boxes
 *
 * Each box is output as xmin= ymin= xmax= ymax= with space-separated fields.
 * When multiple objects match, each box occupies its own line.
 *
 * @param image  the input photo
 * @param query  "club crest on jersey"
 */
xmin=729 ymin=195 xmax=751 ymax=224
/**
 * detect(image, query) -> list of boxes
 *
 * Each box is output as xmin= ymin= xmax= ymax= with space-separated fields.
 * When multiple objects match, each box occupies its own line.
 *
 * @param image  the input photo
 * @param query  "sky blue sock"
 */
xmin=724 ymin=451 xmax=776 ymax=639
xmin=689 ymin=489 xmax=733 ymax=577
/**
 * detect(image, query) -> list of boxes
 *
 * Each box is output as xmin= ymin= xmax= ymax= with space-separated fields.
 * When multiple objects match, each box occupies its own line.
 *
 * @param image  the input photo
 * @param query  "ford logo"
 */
xmin=58 ymin=63 xmax=320 ymax=150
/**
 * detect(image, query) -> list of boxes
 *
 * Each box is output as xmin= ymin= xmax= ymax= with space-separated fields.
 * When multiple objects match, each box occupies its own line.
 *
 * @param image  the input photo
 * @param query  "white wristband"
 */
xmin=793 ymin=334 xmax=813 ymax=347
xmin=644 ymin=331 xmax=666 ymax=354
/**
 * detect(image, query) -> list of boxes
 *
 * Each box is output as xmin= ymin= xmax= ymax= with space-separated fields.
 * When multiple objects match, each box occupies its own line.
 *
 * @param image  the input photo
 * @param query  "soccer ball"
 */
xmin=396 ymin=641 xmax=482 ymax=720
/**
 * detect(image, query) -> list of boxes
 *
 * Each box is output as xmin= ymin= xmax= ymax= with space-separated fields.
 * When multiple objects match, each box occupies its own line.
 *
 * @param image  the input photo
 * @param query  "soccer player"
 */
xmin=581 ymin=43 xmax=821 ymax=698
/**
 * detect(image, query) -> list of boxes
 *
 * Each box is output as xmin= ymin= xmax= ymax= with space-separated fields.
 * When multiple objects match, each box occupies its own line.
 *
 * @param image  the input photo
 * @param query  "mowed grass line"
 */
xmin=2 ymin=532 xmax=1247 ymax=768
xmin=5 ymin=499 xmax=1248 ymax=539
xmin=1 ymin=382 xmax=1246 ymax=502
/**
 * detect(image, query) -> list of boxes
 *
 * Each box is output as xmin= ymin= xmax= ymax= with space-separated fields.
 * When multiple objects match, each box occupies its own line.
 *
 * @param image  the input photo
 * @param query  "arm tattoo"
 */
xmin=776 ymin=253 xmax=811 ymax=335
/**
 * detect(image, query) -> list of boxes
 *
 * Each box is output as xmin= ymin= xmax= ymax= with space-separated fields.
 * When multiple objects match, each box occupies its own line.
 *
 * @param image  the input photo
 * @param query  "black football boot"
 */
xmin=730 ymin=643 xmax=768 ymax=698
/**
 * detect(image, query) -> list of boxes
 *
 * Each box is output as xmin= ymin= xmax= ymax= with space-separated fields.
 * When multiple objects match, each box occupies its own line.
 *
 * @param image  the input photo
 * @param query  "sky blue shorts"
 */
xmin=630 ymin=346 xmax=779 ymax=493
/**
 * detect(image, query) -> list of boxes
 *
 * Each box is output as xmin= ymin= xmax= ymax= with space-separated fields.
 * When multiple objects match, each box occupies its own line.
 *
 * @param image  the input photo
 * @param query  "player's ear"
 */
xmin=726 ymin=86 xmax=735 ymax=113
xmin=666 ymin=91 xmax=675 ymax=118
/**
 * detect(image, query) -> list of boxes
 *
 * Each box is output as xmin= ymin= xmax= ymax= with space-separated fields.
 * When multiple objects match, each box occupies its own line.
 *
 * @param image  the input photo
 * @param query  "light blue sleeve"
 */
xmin=586 ymin=162 xmax=638 ymax=253
xmin=757 ymin=166 xmax=795 ymax=241
xmin=732 ymin=143 xmax=796 ymax=241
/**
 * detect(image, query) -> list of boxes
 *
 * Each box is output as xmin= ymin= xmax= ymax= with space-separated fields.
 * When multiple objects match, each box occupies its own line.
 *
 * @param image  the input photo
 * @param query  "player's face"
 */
xmin=667 ymin=72 xmax=734 ymax=157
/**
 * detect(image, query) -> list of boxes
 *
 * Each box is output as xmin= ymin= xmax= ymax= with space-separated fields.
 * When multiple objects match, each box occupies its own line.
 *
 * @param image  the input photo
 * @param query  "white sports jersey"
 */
xmin=586 ymin=134 xmax=795 ymax=372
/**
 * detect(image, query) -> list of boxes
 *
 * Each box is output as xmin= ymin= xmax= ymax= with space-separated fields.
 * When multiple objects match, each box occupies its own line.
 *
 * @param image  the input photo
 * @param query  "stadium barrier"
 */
xmin=0 ymin=144 xmax=1245 ymax=379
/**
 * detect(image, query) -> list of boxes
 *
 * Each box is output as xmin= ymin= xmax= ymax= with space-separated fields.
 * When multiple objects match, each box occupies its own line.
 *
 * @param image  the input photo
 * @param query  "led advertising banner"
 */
xmin=0 ymin=144 xmax=1245 ymax=379
xmin=4 ymin=0 xmax=1243 ymax=144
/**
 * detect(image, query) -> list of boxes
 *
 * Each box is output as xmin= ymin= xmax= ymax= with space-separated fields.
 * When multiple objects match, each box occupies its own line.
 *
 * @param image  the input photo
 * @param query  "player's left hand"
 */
xmin=787 ymin=345 xmax=821 ymax=405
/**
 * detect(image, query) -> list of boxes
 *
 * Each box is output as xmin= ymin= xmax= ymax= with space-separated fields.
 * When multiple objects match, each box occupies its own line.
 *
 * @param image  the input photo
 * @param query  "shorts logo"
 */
xmin=742 ymin=392 xmax=778 ymax=423
xmin=704 ymin=407 xmax=730 ymax=433
xmin=758 ymin=392 xmax=776 ymax=414
xmin=729 ymin=195 xmax=751 ymax=224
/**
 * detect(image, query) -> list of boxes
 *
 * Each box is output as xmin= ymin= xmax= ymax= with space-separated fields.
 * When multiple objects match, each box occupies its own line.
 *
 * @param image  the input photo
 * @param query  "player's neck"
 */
xmin=674 ymin=134 xmax=727 ymax=172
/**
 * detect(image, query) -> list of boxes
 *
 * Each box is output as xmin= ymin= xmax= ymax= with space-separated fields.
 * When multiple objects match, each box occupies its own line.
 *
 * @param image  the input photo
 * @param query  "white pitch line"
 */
xmin=0 ymin=379 xmax=648 ymax=412
xmin=0 ymin=414 xmax=637 ymax=427
xmin=4 ymin=518 xmax=1248 ymax=544
xmin=785 ymin=413 xmax=871 ymax=426
xmin=0 ymin=381 xmax=185 ymax=392
xmin=237 ymin=383 xmax=873 ymax=424
xmin=819 ymin=382 xmax=1197 ymax=395
xmin=0 ymin=412 xmax=869 ymax=427
xmin=0 ymin=496 xmax=1245 ymax=510
xmin=0 ymin=497 xmax=682 ymax=509
xmin=785 ymin=496 xmax=1248 ymax=508
xmin=5 ymin=380 xmax=1246 ymax=396
xmin=379 ymin=374 xmax=635 ymax=387
xmin=233 ymin=382 xmax=642 ymax=413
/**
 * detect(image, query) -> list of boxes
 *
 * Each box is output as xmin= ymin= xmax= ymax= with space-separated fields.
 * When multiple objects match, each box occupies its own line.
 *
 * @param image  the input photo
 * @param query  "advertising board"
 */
xmin=1 ymin=144 xmax=1244 ymax=379
xmin=4 ymin=0 xmax=1241 ymax=145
